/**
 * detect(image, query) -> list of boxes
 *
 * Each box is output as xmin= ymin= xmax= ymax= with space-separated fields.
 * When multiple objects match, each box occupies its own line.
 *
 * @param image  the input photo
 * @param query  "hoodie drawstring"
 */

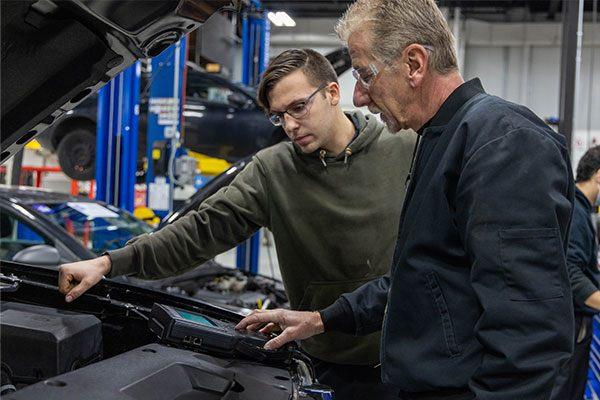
xmin=319 ymin=149 xmax=327 ymax=167
xmin=343 ymin=147 xmax=352 ymax=164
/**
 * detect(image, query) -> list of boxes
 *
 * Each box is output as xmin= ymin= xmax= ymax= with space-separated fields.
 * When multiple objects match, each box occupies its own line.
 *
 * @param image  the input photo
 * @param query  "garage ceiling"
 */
xmin=260 ymin=1 xmax=597 ymax=21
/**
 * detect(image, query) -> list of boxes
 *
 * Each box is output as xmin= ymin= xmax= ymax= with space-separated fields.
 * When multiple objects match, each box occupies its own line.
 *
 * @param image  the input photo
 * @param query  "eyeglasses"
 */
xmin=352 ymin=63 xmax=381 ymax=90
xmin=268 ymin=83 xmax=328 ymax=126
xmin=351 ymin=45 xmax=435 ymax=90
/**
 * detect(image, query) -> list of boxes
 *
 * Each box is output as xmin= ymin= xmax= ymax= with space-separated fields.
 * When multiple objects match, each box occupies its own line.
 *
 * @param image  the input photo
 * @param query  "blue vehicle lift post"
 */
xmin=95 ymin=62 xmax=141 ymax=213
xmin=145 ymin=38 xmax=188 ymax=218
xmin=237 ymin=0 xmax=269 ymax=274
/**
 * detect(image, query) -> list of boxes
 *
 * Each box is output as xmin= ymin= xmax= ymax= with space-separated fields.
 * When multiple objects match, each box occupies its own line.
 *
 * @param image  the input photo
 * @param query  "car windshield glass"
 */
xmin=32 ymin=202 xmax=152 ymax=255
xmin=233 ymin=82 xmax=256 ymax=97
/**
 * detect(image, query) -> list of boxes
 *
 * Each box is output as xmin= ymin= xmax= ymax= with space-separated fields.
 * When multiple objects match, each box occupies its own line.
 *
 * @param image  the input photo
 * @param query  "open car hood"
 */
xmin=1 ymin=0 xmax=235 ymax=163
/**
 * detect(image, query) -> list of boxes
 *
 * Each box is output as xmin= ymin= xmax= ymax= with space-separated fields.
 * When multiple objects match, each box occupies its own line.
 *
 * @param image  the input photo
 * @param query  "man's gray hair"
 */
xmin=336 ymin=0 xmax=458 ymax=75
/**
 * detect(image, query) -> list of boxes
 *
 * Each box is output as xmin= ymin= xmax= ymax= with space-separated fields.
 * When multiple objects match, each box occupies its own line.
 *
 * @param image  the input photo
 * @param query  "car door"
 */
xmin=0 ymin=202 xmax=80 ymax=264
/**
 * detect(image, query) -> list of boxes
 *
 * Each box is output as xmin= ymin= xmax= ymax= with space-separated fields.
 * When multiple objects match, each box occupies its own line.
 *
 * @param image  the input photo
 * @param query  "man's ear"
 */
xmin=402 ymin=44 xmax=429 ymax=88
xmin=594 ymin=169 xmax=600 ymax=185
xmin=327 ymin=82 xmax=341 ymax=106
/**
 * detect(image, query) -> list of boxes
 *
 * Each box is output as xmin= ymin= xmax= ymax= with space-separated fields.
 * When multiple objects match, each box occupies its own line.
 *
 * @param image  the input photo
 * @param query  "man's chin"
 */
xmin=296 ymin=142 xmax=319 ymax=154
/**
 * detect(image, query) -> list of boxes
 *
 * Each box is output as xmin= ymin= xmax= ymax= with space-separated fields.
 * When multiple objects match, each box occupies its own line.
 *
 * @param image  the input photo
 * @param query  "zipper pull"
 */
xmin=343 ymin=147 xmax=352 ymax=164
xmin=319 ymin=149 xmax=327 ymax=167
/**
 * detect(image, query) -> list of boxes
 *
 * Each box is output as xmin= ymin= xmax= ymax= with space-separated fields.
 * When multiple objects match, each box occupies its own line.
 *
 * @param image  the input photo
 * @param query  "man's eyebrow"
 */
xmin=271 ymin=97 xmax=306 ymax=113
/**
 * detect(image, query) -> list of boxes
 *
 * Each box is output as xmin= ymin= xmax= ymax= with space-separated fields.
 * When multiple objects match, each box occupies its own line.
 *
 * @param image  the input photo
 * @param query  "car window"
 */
xmin=186 ymin=75 xmax=242 ymax=107
xmin=32 ymin=202 xmax=153 ymax=256
xmin=0 ymin=209 xmax=50 ymax=261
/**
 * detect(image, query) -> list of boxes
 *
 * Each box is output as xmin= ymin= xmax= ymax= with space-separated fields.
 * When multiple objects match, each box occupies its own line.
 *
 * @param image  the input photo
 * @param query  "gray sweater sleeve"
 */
xmin=107 ymin=157 xmax=269 ymax=279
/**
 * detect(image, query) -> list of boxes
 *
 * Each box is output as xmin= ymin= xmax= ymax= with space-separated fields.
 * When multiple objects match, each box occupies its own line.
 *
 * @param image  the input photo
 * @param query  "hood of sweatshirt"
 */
xmin=292 ymin=110 xmax=384 ymax=167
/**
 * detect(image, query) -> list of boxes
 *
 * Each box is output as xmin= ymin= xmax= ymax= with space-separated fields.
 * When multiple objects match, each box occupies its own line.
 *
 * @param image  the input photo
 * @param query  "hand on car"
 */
xmin=235 ymin=309 xmax=325 ymax=349
xmin=58 ymin=255 xmax=112 ymax=302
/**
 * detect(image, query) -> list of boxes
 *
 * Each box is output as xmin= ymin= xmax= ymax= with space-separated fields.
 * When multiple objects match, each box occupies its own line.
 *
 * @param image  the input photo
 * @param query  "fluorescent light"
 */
xmin=267 ymin=11 xmax=282 ymax=26
xmin=268 ymin=11 xmax=295 ymax=27
xmin=278 ymin=12 xmax=296 ymax=27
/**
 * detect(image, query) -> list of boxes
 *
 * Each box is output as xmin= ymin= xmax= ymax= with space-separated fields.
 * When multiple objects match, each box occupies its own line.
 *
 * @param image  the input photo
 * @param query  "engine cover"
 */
xmin=5 ymin=343 xmax=293 ymax=399
xmin=0 ymin=302 xmax=102 ymax=384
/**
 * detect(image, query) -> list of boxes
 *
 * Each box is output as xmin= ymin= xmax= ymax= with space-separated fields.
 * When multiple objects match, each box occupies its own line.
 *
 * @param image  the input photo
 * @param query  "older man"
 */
xmin=236 ymin=1 xmax=575 ymax=399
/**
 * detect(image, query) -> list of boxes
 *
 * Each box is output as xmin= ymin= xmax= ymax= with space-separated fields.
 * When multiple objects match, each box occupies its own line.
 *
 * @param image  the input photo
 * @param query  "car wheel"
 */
xmin=57 ymin=128 xmax=96 ymax=181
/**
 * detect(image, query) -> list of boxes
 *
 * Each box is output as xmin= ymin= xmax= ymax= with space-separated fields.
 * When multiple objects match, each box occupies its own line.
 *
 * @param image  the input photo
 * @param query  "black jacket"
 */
xmin=320 ymin=79 xmax=575 ymax=399
xmin=567 ymin=187 xmax=599 ymax=315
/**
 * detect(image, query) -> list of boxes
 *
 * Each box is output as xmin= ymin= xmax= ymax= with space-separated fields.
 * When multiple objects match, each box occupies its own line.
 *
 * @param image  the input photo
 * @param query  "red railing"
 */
xmin=0 ymin=165 xmax=94 ymax=198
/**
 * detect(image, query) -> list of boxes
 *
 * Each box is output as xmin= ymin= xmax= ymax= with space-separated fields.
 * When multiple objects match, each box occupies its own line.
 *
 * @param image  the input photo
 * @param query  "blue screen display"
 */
xmin=177 ymin=310 xmax=215 ymax=327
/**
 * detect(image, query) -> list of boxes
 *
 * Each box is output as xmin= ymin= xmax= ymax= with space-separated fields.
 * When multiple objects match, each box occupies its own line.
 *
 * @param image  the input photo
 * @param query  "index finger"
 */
xmin=235 ymin=310 xmax=280 ymax=330
xmin=58 ymin=266 xmax=74 ymax=295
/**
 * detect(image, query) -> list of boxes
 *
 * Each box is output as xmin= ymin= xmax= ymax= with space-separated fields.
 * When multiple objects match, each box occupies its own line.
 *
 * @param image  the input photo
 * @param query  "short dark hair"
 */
xmin=576 ymin=145 xmax=600 ymax=182
xmin=257 ymin=48 xmax=338 ymax=112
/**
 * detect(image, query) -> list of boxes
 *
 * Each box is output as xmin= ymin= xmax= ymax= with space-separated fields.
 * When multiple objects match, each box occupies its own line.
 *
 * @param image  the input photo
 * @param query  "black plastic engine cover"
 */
xmin=0 ymin=302 xmax=102 ymax=384
xmin=5 ymin=343 xmax=293 ymax=399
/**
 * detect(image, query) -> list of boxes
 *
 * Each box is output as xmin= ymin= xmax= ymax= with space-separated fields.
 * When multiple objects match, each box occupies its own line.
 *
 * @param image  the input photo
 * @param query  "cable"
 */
xmin=264 ymin=228 xmax=276 ymax=279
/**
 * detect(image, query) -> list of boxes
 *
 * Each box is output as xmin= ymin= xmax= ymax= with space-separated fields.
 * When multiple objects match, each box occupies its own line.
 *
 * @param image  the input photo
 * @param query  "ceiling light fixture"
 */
xmin=267 ymin=11 xmax=296 ymax=27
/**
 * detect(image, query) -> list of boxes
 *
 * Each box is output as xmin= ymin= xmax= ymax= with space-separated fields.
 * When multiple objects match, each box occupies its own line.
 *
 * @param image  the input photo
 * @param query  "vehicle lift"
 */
xmin=95 ymin=2 xmax=269 ymax=275
xmin=95 ymin=62 xmax=141 ymax=213
xmin=236 ymin=0 xmax=269 ymax=275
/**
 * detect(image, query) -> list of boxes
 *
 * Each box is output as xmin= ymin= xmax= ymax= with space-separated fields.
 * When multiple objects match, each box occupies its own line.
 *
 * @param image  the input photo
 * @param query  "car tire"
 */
xmin=57 ymin=128 xmax=96 ymax=181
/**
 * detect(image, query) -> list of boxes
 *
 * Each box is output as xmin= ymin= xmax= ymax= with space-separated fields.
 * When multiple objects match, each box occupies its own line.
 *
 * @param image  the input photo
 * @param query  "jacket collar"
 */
xmin=575 ymin=187 xmax=593 ymax=213
xmin=419 ymin=78 xmax=485 ymax=134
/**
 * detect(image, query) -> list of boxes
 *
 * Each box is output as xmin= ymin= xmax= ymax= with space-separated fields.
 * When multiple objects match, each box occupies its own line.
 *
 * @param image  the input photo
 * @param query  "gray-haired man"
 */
xmin=237 ymin=1 xmax=575 ymax=399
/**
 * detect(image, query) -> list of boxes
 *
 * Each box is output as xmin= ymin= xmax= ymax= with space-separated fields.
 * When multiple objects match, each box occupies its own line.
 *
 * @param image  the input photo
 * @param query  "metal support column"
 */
xmin=145 ymin=38 xmax=187 ymax=217
xmin=95 ymin=62 xmax=141 ymax=212
xmin=558 ymin=0 xmax=584 ymax=154
xmin=237 ymin=0 xmax=269 ymax=274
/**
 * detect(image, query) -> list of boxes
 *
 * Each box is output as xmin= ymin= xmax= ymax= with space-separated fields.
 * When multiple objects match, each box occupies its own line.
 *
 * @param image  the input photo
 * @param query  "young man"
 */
xmin=236 ymin=2 xmax=575 ymax=399
xmin=552 ymin=146 xmax=600 ymax=399
xmin=58 ymin=48 xmax=416 ymax=399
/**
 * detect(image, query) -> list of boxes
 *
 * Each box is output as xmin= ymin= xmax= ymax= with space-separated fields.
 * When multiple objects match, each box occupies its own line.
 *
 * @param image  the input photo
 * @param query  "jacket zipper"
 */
xmin=381 ymin=132 xmax=425 ymax=376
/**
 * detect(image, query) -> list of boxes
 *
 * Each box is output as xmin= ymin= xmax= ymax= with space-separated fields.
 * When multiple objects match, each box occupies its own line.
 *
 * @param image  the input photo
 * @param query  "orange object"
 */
xmin=20 ymin=165 xmax=61 ymax=187
xmin=70 ymin=180 xmax=78 ymax=196
xmin=1 ymin=165 xmax=96 ymax=198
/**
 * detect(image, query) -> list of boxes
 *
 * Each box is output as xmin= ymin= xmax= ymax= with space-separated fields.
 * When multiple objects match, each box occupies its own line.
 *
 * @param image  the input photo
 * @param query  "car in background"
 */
xmin=0 ymin=1 xmax=340 ymax=395
xmin=0 ymin=185 xmax=150 ymax=264
xmin=0 ymin=185 xmax=287 ymax=312
xmin=34 ymin=46 xmax=352 ymax=181
xmin=36 ymin=64 xmax=282 ymax=181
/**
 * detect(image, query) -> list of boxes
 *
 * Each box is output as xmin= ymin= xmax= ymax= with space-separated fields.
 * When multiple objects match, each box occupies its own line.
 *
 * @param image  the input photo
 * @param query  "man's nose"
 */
xmin=283 ymin=113 xmax=300 ymax=132
xmin=353 ymin=82 xmax=371 ymax=107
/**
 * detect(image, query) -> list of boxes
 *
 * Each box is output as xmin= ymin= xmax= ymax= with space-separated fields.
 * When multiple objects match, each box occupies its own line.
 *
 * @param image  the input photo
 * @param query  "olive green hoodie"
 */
xmin=108 ymin=111 xmax=416 ymax=364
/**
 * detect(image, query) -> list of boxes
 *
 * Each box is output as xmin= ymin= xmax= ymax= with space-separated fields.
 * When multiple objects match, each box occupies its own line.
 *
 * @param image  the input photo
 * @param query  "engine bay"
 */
xmin=123 ymin=261 xmax=289 ymax=313
xmin=0 ymin=261 xmax=329 ymax=400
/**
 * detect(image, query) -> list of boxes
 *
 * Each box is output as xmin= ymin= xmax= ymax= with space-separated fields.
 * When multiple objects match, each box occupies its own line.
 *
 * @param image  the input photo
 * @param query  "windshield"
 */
xmin=32 ymin=201 xmax=152 ymax=255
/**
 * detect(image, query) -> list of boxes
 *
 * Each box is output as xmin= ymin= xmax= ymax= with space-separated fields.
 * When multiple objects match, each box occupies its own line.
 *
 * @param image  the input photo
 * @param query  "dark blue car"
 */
xmin=37 ymin=64 xmax=281 ymax=181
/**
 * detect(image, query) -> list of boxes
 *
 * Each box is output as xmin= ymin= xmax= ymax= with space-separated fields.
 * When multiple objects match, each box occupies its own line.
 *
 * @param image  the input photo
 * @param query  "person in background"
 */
xmin=552 ymin=145 xmax=600 ymax=399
